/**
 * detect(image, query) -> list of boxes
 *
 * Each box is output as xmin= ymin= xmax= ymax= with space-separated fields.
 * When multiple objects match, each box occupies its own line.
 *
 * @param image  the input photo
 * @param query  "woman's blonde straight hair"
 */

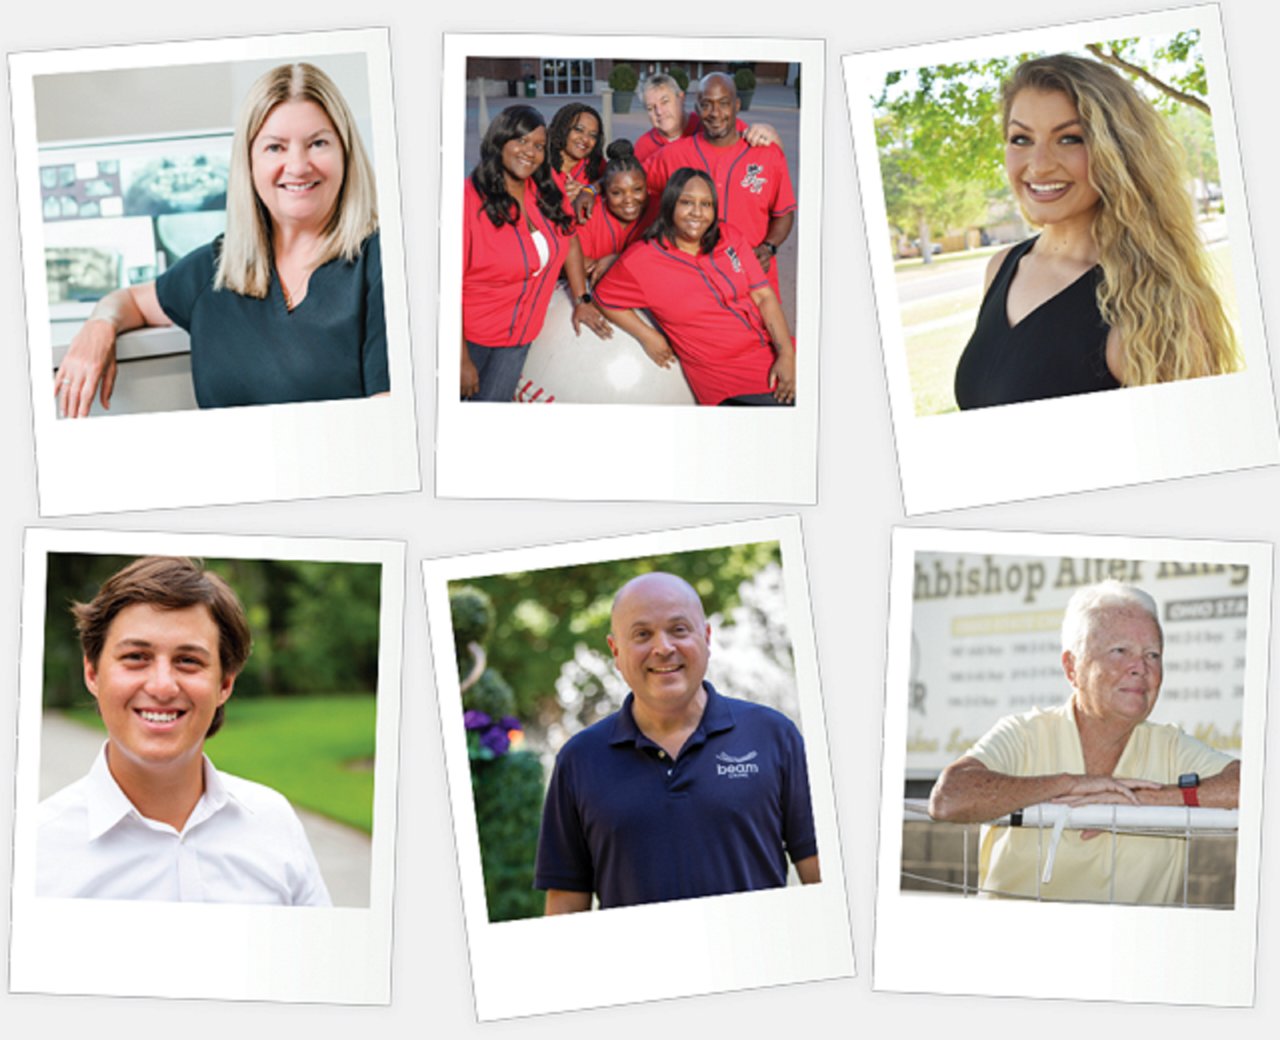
xmin=215 ymin=62 xmax=378 ymax=298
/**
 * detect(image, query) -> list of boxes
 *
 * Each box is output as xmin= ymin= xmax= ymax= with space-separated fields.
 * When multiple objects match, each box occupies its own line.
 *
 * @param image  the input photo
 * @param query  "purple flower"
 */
xmin=498 ymin=716 xmax=523 ymax=732
xmin=464 ymin=709 xmax=492 ymax=730
xmin=479 ymin=726 xmax=511 ymax=756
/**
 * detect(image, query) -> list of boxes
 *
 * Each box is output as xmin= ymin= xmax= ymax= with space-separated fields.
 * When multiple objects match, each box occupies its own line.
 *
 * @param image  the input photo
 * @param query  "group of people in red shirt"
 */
xmin=461 ymin=70 xmax=797 ymax=406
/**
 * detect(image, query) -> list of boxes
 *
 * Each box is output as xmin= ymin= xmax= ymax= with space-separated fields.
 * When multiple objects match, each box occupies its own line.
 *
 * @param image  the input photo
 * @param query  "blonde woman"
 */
xmin=954 ymin=54 xmax=1237 ymax=409
xmin=54 ymin=62 xmax=385 ymax=417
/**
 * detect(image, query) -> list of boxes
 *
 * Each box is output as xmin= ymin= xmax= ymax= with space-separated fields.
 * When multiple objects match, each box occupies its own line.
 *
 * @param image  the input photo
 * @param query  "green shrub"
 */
xmin=668 ymin=66 xmax=690 ymax=91
xmin=471 ymin=751 xmax=546 ymax=921
xmin=465 ymin=669 xmax=516 ymax=721
xmin=450 ymin=585 xmax=493 ymax=670
xmin=734 ymin=66 xmax=757 ymax=92
xmin=609 ymin=62 xmax=639 ymax=93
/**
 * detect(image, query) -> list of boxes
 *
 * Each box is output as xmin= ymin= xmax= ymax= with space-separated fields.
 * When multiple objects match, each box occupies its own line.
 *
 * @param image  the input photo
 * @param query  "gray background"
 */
xmin=3 ymin=1 xmax=1279 ymax=1037
xmin=34 ymin=53 xmax=372 ymax=153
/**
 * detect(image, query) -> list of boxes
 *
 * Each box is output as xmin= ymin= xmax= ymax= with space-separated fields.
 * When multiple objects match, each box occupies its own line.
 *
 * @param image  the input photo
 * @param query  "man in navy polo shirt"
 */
xmin=535 ymin=572 xmax=820 ymax=912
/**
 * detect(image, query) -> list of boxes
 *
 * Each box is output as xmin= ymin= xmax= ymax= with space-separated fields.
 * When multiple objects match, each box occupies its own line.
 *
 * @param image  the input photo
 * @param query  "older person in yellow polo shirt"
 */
xmin=929 ymin=580 xmax=1240 ymax=904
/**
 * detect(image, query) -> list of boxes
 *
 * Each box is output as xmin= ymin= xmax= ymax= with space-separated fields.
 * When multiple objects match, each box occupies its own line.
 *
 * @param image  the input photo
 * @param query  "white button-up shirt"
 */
xmin=37 ymin=746 xmax=331 ymax=906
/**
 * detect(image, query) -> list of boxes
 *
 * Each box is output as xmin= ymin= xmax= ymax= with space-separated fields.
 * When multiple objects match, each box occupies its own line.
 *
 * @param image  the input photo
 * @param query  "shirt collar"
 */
xmin=607 ymin=681 xmax=735 ymax=747
xmin=83 ymin=743 xmax=243 ymax=840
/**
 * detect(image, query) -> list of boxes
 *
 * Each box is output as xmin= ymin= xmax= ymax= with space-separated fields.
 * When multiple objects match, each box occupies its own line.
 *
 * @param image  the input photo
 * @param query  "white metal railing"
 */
xmin=902 ymin=798 xmax=1238 ymax=906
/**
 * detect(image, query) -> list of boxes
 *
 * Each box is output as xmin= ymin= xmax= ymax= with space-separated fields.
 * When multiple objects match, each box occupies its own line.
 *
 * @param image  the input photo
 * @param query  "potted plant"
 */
xmin=734 ymin=66 xmax=757 ymax=111
xmin=668 ymin=65 xmax=690 ymax=92
xmin=609 ymin=62 xmax=639 ymax=113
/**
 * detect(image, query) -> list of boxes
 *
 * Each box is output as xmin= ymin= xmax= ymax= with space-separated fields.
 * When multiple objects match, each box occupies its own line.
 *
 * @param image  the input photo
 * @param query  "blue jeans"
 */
xmin=465 ymin=342 xmax=532 ymax=402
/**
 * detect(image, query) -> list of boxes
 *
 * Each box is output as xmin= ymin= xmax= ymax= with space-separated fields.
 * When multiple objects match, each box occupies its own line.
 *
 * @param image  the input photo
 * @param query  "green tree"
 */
xmin=875 ymin=33 xmax=1211 ymax=258
xmin=1084 ymin=32 xmax=1209 ymax=114
xmin=876 ymin=58 xmax=1024 ymax=262
xmin=450 ymin=543 xmax=782 ymax=726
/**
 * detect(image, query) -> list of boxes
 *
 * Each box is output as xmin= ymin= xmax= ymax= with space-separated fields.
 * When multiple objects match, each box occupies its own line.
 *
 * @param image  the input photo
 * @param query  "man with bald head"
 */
xmin=534 ymin=572 xmax=819 ymax=912
xmin=644 ymin=72 xmax=797 ymax=296
xmin=633 ymin=72 xmax=780 ymax=164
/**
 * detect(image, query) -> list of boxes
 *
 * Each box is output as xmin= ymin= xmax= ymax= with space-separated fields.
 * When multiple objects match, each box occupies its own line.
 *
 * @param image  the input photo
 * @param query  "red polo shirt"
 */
xmin=576 ymin=202 xmax=644 ymax=262
xmin=633 ymin=113 xmax=749 ymax=163
xmin=551 ymin=157 xmax=590 ymax=213
xmin=594 ymin=224 xmax=778 ymax=405
xmin=645 ymin=135 xmax=795 ymax=294
xmin=462 ymin=178 xmax=571 ymax=348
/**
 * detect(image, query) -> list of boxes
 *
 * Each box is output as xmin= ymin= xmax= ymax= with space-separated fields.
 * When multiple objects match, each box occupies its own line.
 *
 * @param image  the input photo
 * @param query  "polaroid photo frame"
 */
xmin=843 ymin=5 xmax=1279 ymax=514
xmin=437 ymin=34 xmax=823 ymax=504
xmin=10 ymin=28 xmax=420 ymax=516
xmin=422 ymin=516 xmax=853 ymax=1019
xmin=10 ymin=528 xmax=404 ymax=1004
xmin=876 ymin=526 xmax=1269 ymax=1005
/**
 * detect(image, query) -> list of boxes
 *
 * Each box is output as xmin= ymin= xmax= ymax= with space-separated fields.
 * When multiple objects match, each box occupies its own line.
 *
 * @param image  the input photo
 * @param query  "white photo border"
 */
xmin=9 ymin=28 xmax=420 ymax=516
xmin=437 ymin=34 xmax=822 ymax=505
xmin=422 ymin=515 xmax=854 ymax=1020
xmin=875 ymin=526 xmax=1270 ymax=1005
xmin=842 ymin=4 xmax=1279 ymax=515
xmin=9 ymin=527 xmax=405 ymax=1004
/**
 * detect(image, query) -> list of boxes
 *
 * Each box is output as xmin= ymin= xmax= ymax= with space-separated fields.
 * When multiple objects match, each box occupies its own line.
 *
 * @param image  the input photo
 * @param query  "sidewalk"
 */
xmin=39 ymin=711 xmax=372 ymax=907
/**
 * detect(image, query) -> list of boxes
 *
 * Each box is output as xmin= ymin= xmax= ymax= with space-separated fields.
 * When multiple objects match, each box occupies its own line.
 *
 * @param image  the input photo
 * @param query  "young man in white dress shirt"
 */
xmin=37 ymin=556 xmax=330 ymax=905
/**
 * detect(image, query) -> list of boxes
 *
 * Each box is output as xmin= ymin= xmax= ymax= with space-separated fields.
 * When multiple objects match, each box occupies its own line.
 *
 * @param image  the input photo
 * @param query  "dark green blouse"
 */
xmin=155 ymin=231 xmax=387 ymax=408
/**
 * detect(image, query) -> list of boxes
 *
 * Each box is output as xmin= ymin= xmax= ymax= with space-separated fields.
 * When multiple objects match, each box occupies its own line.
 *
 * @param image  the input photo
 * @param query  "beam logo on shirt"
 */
xmin=726 ymin=246 xmax=743 ymax=273
xmin=716 ymin=750 xmax=760 ymax=778
xmin=740 ymin=163 xmax=768 ymax=195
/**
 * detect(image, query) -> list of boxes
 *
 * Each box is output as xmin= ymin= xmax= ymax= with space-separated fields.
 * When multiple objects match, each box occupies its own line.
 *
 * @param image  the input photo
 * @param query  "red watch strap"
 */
xmin=1181 ymin=785 xmax=1200 ymax=807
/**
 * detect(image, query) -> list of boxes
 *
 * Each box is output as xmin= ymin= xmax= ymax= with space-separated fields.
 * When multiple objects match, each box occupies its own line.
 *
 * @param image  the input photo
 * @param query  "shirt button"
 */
xmin=658 ymin=751 xmax=666 ymax=759
xmin=667 ymin=769 xmax=673 ymax=776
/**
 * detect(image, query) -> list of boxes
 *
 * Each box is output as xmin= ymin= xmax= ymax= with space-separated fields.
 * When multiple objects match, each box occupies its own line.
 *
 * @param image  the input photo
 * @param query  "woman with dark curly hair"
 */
xmin=955 ymin=53 xmax=1238 ymax=410
xmin=462 ymin=105 xmax=610 ymax=401
xmin=546 ymin=102 xmax=605 ymax=205
xmin=594 ymin=168 xmax=795 ymax=406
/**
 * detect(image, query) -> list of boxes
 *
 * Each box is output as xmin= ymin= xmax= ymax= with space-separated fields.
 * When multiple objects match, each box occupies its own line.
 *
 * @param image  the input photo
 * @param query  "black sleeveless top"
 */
xmin=954 ymin=237 xmax=1120 ymax=410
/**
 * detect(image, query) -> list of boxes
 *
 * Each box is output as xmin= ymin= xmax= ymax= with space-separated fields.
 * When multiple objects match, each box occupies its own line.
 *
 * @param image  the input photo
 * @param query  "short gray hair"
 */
xmin=1060 ymin=580 xmax=1160 ymax=659
xmin=641 ymin=73 xmax=683 ymax=103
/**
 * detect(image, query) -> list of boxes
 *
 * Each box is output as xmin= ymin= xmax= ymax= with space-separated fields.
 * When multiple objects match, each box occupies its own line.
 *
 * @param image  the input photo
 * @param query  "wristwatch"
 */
xmin=577 ymin=292 xmax=593 ymax=305
xmin=1178 ymin=772 xmax=1201 ymax=807
xmin=763 ymin=241 xmax=779 ymax=256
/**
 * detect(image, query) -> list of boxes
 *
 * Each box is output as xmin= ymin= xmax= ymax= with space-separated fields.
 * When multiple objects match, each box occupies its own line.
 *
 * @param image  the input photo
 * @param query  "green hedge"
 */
xmin=471 ymin=750 xmax=545 ymax=921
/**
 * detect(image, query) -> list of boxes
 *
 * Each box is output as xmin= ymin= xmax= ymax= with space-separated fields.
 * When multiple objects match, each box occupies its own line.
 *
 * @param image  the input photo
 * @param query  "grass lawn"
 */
xmin=906 ymin=323 xmax=967 ymax=416
xmin=66 ymin=694 xmax=376 ymax=833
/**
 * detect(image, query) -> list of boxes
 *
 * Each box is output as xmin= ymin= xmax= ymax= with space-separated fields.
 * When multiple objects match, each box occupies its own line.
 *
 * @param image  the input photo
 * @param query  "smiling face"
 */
xmin=563 ymin=112 xmax=600 ymax=165
xmin=500 ymin=125 xmax=547 ymax=189
xmin=644 ymin=84 xmax=686 ymax=140
xmin=671 ymin=175 xmax=717 ymax=252
xmin=1004 ymin=88 xmax=1101 ymax=229
xmin=250 ymin=98 xmax=345 ymax=232
xmin=85 ymin=602 xmax=234 ymax=778
xmin=697 ymin=75 xmax=740 ymax=145
xmin=608 ymin=574 xmax=711 ymax=716
xmin=1064 ymin=606 xmax=1163 ymax=725
xmin=604 ymin=169 xmax=647 ymax=224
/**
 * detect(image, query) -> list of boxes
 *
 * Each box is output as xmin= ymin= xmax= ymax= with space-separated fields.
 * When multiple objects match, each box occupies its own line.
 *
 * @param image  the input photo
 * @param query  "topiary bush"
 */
xmin=471 ymin=750 xmax=545 ymax=922
xmin=450 ymin=583 xmax=545 ymax=922
xmin=609 ymin=62 xmax=639 ymax=93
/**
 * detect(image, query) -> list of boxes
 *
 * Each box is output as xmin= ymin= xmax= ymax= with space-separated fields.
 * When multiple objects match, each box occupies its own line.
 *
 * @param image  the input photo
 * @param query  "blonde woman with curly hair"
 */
xmin=55 ymin=62 xmax=386 ymax=417
xmin=954 ymin=53 xmax=1237 ymax=409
